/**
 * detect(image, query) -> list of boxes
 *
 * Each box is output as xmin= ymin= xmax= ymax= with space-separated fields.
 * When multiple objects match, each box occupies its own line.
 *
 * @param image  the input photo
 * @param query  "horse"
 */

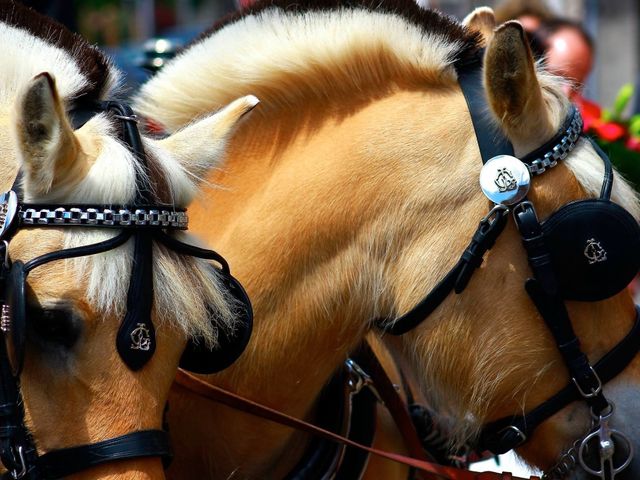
xmin=0 ymin=2 xmax=258 ymax=479
xmin=135 ymin=1 xmax=640 ymax=478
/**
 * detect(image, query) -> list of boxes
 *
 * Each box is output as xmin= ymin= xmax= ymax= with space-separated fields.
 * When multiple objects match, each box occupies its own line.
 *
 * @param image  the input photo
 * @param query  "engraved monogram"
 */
xmin=584 ymin=238 xmax=607 ymax=264
xmin=130 ymin=323 xmax=152 ymax=351
xmin=494 ymin=168 xmax=518 ymax=193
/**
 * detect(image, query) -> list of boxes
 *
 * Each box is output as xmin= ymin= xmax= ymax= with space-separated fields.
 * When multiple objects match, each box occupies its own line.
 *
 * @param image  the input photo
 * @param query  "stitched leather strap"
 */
xmin=36 ymin=430 xmax=171 ymax=479
xmin=174 ymin=370 xmax=537 ymax=480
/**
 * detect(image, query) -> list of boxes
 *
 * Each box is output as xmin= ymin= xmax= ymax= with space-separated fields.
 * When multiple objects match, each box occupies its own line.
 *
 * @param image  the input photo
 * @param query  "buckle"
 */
xmin=8 ymin=445 xmax=27 ymax=479
xmin=572 ymin=366 xmax=603 ymax=399
xmin=344 ymin=358 xmax=383 ymax=403
xmin=497 ymin=425 xmax=527 ymax=448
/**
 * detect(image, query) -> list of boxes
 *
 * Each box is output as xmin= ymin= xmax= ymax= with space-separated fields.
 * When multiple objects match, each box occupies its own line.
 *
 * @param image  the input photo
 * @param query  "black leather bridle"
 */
xmin=377 ymin=54 xmax=640 ymax=478
xmin=0 ymin=101 xmax=234 ymax=479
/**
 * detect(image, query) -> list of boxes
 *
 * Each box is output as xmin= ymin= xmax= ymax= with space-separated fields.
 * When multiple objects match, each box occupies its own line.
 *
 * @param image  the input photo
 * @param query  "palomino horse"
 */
xmin=0 ymin=2 xmax=258 ymax=479
xmin=136 ymin=1 xmax=640 ymax=479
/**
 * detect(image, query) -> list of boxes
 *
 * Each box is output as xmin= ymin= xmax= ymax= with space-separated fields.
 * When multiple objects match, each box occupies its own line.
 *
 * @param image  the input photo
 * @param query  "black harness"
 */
xmin=377 ymin=57 xmax=640 ymax=478
xmin=0 ymin=102 xmax=253 ymax=479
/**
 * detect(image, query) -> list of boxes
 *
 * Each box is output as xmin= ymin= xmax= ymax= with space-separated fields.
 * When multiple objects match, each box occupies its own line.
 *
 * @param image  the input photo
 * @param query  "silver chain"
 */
xmin=20 ymin=207 xmax=188 ymax=229
xmin=542 ymin=438 xmax=582 ymax=479
xmin=527 ymin=111 xmax=584 ymax=176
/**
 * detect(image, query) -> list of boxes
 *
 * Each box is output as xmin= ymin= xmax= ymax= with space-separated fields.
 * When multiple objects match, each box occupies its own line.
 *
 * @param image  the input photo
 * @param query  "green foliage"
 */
xmin=611 ymin=83 xmax=634 ymax=121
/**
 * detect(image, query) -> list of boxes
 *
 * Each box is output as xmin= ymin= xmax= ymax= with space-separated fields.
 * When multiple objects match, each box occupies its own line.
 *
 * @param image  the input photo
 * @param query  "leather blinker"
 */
xmin=541 ymin=199 xmax=640 ymax=301
xmin=179 ymin=271 xmax=253 ymax=374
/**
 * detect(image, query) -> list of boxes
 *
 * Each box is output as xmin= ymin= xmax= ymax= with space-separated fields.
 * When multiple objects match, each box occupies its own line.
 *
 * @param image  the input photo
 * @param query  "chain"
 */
xmin=542 ymin=438 xmax=582 ymax=480
xmin=20 ymin=207 xmax=188 ymax=229
xmin=527 ymin=111 xmax=584 ymax=176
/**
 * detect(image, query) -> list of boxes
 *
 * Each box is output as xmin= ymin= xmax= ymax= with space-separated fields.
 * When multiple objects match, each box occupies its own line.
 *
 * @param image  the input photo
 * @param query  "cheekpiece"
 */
xmin=479 ymin=155 xmax=531 ymax=205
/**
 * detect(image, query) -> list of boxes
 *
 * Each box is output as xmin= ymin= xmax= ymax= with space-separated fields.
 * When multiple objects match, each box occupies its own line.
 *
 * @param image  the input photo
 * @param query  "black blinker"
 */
xmin=179 ymin=272 xmax=253 ymax=374
xmin=541 ymin=199 xmax=640 ymax=301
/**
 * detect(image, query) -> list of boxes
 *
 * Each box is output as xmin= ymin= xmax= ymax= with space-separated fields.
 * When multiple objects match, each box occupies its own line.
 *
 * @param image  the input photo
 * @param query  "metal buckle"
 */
xmin=481 ymin=203 xmax=509 ymax=224
xmin=496 ymin=425 xmax=527 ymax=448
xmin=572 ymin=366 xmax=603 ymax=399
xmin=9 ymin=445 xmax=27 ymax=479
xmin=344 ymin=358 xmax=383 ymax=403
xmin=2 ymin=240 xmax=10 ymax=268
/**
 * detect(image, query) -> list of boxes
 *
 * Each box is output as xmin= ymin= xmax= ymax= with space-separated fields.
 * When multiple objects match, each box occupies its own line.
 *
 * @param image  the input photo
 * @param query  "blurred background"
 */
xmin=18 ymin=0 xmax=640 ymax=108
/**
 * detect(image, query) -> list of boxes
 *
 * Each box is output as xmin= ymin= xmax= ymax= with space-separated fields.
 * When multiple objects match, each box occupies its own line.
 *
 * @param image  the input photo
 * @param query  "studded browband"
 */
xmin=0 ymin=192 xmax=188 ymax=237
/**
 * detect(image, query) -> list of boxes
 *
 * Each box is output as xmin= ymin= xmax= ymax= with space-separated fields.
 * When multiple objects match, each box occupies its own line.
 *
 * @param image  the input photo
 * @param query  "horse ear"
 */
xmin=484 ymin=21 xmax=554 ymax=149
xmin=158 ymin=95 xmax=259 ymax=180
xmin=463 ymin=7 xmax=496 ymax=46
xmin=14 ymin=73 xmax=81 ymax=198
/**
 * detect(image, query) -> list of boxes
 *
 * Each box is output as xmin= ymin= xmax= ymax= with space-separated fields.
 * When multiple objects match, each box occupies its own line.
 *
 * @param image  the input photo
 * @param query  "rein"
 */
xmin=174 ymin=367 xmax=537 ymax=480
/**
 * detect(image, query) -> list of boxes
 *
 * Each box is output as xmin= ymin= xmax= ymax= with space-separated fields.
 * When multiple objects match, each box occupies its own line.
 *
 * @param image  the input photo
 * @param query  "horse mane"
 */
xmin=0 ymin=0 xmax=119 ymax=108
xmin=134 ymin=0 xmax=482 ymax=131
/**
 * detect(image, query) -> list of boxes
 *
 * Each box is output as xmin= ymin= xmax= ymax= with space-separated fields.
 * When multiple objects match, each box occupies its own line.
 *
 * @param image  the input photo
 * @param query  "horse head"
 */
xmin=135 ymin=2 xmax=640 ymax=478
xmin=0 ymin=2 xmax=257 ymax=478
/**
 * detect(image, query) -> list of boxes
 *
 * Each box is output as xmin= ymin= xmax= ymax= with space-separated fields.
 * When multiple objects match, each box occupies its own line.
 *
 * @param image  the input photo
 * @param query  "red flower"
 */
xmin=626 ymin=136 xmax=640 ymax=152
xmin=594 ymin=122 xmax=626 ymax=142
xmin=575 ymin=96 xmax=602 ymax=132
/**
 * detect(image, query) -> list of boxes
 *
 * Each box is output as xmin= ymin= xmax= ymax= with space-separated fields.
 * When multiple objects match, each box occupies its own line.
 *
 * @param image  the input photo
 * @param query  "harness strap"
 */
xmin=379 ymin=206 xmax=508 ymax=335
xmin=479 ymin=305 xmax=640 ymax=454
xmin=455 ymin=54 xmax=514 ymax=161
xmin=174 ymin=369 xmax=538 ymax=480
xmin=22 ymin=430 xmax=171 ymax=480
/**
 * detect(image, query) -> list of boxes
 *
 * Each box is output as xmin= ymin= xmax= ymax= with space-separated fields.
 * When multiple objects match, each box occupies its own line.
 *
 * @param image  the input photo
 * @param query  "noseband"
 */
xmin=377 ymin=55 xmax=640 ymax=479
xmin=0 ymin=102 xmax=247 ymax=479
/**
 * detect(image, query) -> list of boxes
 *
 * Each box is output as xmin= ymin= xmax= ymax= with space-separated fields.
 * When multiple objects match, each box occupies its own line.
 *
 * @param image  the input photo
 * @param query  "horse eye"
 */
xmin=27 ymin=307 xmax=81 ymax=349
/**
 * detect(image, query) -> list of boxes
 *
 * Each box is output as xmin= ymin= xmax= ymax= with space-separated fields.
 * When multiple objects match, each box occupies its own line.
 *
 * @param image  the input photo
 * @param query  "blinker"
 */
xmin=479 ymin=155 xmax=530 ymax=205
xmin=541 ymin=199 xmax=640 ymax=301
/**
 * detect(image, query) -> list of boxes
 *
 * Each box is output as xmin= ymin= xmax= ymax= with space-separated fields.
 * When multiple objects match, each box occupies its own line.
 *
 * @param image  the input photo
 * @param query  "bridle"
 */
xmin=375 ymin=55 xmax=640 ymax=479
xmin=0 ymin=101 xmax=249 ymax=479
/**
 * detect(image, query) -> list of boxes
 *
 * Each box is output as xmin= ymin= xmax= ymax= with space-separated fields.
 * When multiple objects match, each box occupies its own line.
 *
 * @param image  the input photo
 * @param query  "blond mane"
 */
xmin=134 ymin=0 xmax=481 ymax=131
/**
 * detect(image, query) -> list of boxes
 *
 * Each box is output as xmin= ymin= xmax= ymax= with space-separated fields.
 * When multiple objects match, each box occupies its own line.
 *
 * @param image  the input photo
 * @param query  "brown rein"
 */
xmin=174 ymin=369 xmax=539 ymax=480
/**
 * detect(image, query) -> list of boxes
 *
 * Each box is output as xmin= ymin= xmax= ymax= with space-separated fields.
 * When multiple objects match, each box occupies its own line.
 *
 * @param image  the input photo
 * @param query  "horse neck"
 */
xmin=180 ymin=85 xmax=481 ymax=474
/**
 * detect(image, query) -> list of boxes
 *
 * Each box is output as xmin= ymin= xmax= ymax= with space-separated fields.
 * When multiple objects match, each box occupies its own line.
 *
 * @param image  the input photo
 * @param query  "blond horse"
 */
xmin=135 ymin=1 xmax=640 ymax=478
xmin=0 ymin=2 xmax=258 ymax=479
